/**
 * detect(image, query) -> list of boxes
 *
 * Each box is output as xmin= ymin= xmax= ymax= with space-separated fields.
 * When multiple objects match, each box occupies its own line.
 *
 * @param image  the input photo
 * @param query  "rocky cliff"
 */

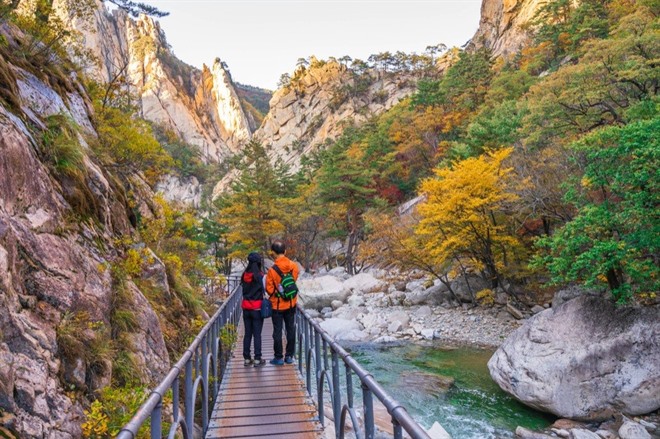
xmin=49 ymin=0 xmax=253 ymax=163
xmin=467 ymin=0 xmax=547 ymax=57
xmin=212 ymin=59 xmax=417 ymax=196
xmin=0 ymin=24 xmax=172 ymax=438
xmin=259 ymin=59 xmax=415 ymax=169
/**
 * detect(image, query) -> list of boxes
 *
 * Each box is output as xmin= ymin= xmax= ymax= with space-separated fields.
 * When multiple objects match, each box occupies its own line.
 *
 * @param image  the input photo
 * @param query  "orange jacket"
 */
xmin=265 ymin=255 xmax=299 ymax=311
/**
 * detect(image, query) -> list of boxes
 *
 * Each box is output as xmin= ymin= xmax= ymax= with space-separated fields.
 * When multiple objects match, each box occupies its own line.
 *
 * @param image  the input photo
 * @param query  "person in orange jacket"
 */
xmin=265 ymin=240 xmax=299 ymax=365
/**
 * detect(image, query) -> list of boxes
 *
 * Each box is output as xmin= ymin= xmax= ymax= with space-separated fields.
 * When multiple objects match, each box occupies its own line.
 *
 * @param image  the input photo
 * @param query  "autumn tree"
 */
xmin=416 ymin=148 xmax=528 ymax=291
xmin=362 ymin=209 xmax=459 ymax=298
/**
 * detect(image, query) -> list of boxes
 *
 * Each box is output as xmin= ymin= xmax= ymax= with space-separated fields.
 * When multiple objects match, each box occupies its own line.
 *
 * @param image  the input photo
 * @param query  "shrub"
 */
xmin=42 ymin=114 xmax=86 ymax=178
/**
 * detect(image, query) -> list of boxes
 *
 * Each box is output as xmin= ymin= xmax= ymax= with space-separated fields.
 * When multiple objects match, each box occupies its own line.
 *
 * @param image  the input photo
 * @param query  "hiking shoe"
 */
xmin=269 ymin=358 xmax=284 ymax=366
xmin=243 ymin=359 xmax=253 ymax=366
xmin=253 ymin=359 xmax=266 ymax=367
xmin=284 ymin=356 xmax=294 ymax=364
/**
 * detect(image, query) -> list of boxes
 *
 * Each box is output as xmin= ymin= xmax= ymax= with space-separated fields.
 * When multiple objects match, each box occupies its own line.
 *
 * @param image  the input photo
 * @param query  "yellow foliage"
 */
xmin=416 ymin=148 xmax=527 ymax=282
xmin=82 ymin=401 xmax=109 ymax=438
xmin=476 ymin=289 xmax=495 ymax=306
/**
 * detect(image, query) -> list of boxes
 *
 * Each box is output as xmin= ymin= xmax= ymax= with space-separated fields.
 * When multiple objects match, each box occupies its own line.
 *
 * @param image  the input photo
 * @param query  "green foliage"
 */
xmin=534 ymin=118 xmax=660 ymax=302
xmin=526 ymin=0 xmax=610 ymax=73
xmin=92 ymin=105 xmax=173 ymax=184
xmin=104 ymin=0 xmax=168 ymax=17
xmin=42 ymin=114 xmax=86 ymax=178
xmin=56 ymin=311 xmax=114 ymax=387
xmin=82 ymin=386 xmax=152 ymax=438
xmin=411 ymin=48 xmax=494 ymax=110
xmin=220 ymin=323 xmax=237 ymax=348
xmin=151 ymin=124 xmax=213 ymax=182
xmin=523 ymin=6 xmax=659 ymax=148
xmin=216 ymin=140 xmax=295 ymax=258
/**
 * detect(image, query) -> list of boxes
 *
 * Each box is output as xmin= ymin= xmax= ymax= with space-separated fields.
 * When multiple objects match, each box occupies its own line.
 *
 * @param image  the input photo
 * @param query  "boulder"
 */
xmin=405 ymin=284 xmax=451 ymax=306
xmin=331 ymin=300 xmax=343 ymax=310
xmin=488 ymin=296 xmax=660 ymax=421
xmin=319 ymin=318 xmax=362 ymax=340
xmin=399 ymin=371 xmax=454 ymax=397
xmin=421 ymin=328 xmax=435 ymax=340
xmin=298 ymin=276 xmax=350 ymax=310
xmin=388 ymin=311 xmax=410 ymax=328
xmin=552 ymin=286 xmax=602 ymax=308
xmin=332 ymin=306 xmax=361 ymax=321
xmin=347 ymin=295 xmax=365 ymax=307
xmin=342 ymin=272 xmax=384 ymax=294
xmin=619 ymin=419 xmax=651 ymax=439
xmin=594 ymin=429 xmax=617 ymax=439
xmin=507 ymin=303 xmax=525 ymax=320
xmin=335 ymin=329 xmax=368 ymax=342
xmin=449 ymin=275 xmax=490 ymax=303
xmin=569 ymin=429 xmax=600 ymax=439
xmin=515 ymin=427 xmax=554 ymax=438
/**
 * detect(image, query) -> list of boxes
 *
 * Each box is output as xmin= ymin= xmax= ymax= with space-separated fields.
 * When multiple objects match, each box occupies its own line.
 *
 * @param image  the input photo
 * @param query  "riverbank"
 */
xmin=298 ymin=269 xmax=530 ymax=349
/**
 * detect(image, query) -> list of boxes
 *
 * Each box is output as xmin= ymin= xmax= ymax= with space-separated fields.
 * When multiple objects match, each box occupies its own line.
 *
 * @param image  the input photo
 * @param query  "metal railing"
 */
xmin=117 ymin=275 xmax=242 ymax=439
xmin=295 ymin=305 xmax=431 ymax=439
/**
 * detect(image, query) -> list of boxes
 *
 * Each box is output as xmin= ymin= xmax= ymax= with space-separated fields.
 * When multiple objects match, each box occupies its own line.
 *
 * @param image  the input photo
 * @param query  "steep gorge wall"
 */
xmin=0 ymin=28 xmax=171 ymax=438
xmin=51 ymin=0 xmax=253 ymax=163
xmin=467 ymin=0 xmax=548 ymax=57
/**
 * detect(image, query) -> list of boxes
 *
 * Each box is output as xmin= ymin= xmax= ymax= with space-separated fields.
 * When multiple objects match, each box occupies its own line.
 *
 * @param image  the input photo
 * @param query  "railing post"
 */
xmin=304 ymin=318 xmax=310 ymax=373
xmin=297 ymin=313 xmax=303 ymax=374
xmin=345 ymin=364 xmax=354 ymax=408
xmin=172 ymin=376 xmax=180 ymax=424
xmin=184 ymin=357 xmax=194 ymax=439
xmin=332 ymin=350 xmax=341 ymax=437
xmin=362 ymin=383 xmax=375 ymax=439
xmin=211 ymin=320 xmax=219 ymax=398
xmin=392 ymin=416 xmax=403 ymax=439
xmin=202 ymin=336 xmax=209 ymax=431
xmin=151 ymin=398 xmax=162 ymax=439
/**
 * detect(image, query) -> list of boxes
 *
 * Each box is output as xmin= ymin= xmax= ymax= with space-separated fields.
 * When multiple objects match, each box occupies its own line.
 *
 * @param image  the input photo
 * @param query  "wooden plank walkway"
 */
xmin=206 ymin=318 xmax=324 ymax=439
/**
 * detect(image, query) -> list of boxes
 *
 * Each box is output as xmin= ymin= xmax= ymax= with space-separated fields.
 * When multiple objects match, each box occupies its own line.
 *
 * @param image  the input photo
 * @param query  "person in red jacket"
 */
xmin=265 ymin=240 xmax=299 ymax=365
xmin=240 ymin=252 xmax=266 ymax=367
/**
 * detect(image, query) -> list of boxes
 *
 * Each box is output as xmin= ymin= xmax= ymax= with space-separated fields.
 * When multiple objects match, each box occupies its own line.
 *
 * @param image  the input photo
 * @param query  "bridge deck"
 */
xmin=206 ymin=318 xmax=324 ymax=439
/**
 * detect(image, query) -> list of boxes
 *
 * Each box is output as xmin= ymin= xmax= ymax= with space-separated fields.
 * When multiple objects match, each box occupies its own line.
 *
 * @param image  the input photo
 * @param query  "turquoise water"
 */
xmin=344 ymin=342 xmax=555 ymax=439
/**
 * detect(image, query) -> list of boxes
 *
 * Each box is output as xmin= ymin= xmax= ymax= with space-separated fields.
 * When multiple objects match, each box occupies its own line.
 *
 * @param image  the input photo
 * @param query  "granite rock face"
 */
xmin=0 ymin=42 xmax=169 ymax=438
xmin=468 ymin=0 xmax=547 ymax=58
xmin=44 ymin=0 xmax=254 ymax=162
xmin=488 ymin=296 xmax=660 ymax=420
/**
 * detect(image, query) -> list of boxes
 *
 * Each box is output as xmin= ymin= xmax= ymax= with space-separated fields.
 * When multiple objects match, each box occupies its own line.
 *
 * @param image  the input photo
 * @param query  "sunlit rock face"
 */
xmin=256 ymin=59 xmax=415 ymax=172
xmin=212 ymin=59 xmax=416 ymax=197
xmin=467 ymin=0 xmax=548 ymax=58
xmin=48 ymin=0 xmax=252 ymax=163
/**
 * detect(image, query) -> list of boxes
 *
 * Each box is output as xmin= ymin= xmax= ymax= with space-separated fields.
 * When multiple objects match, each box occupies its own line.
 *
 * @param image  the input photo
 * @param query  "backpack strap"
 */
xmin=271 ymin=264 xmax=284 ymax=278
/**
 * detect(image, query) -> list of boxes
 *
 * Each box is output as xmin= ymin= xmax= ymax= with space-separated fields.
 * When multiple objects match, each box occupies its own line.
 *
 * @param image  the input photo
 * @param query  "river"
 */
xmin=344 ymin=342 xmax=555 ymax=439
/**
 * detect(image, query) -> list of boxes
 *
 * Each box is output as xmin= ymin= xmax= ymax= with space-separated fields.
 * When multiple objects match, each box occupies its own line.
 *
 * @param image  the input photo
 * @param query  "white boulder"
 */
xmin=298 ymin=275 xmax=350 ymax=310
xmin=488 ymin=296 xmax=660 ymax=420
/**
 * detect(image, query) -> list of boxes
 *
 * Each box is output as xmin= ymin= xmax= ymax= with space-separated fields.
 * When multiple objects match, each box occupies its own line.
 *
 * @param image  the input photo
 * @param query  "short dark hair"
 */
xmin=271 ymin=240 xmax=286 ymax=255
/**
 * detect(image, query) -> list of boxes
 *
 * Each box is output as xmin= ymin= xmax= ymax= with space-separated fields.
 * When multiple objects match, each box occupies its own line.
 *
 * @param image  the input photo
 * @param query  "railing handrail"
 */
xmin=296 ymin=304 xmax=432 ymax=439
xmin=116 ymin=275 xmax=242 ymax=439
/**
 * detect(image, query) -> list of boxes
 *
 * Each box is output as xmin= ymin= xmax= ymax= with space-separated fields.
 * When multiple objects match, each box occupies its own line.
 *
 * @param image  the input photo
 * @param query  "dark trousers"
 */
xmin=242 ymin=310 xmax=263 ymax=360
xmin=272 ymin=307 xmax=296 ymax=359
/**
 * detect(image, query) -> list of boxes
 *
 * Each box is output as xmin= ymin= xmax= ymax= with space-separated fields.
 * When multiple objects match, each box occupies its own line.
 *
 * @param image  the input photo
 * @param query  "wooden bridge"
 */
xmin=206 ymin=319 xmax=323 ymax=438
xmin=117 ymin=280 xmax=430 ymax=439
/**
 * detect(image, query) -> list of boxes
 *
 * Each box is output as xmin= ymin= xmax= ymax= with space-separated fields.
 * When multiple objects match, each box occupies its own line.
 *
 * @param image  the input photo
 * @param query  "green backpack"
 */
xmin=271 ymin=265 xmax=298 ymax=300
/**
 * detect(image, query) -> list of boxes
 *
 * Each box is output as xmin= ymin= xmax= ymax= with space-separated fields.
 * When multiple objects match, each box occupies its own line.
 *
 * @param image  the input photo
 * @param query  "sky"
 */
xmin=141 ymin=1 xmax=483 ymax=90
